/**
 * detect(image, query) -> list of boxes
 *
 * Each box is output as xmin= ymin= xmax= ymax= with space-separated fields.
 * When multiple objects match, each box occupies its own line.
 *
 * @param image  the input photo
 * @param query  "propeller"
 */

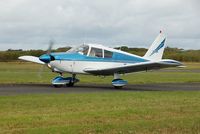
xmin=38 ymin=40 xmax=55 ymax=79
xmin=39 ymin=40 xmax=55 ymax=63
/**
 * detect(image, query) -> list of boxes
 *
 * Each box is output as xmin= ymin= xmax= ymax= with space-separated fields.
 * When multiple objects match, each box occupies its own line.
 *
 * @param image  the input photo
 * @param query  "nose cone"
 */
xmin=39 ymin=54 xmax=51 ymax=63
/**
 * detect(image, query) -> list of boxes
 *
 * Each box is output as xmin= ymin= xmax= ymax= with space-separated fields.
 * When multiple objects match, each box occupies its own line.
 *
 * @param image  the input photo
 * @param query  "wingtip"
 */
xmin=18 ymin=56 xmax=24 ymax=60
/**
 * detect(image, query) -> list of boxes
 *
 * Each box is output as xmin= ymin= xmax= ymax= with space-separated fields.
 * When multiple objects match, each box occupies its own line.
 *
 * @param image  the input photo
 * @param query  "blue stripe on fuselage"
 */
xmin=50 ymin=52 xmax=148 ymax=63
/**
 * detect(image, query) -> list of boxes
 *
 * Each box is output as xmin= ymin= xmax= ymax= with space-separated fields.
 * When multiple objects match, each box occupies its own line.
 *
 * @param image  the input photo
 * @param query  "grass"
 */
xmin=0 ymin=62 xmax=200 ymax=133
xmin=0 ymin=92 xmax=200 ymax=134
xmin=0 ymin=62 xmax=200 ymax=84
xmin=183 ymin=62 xmax=200 ymax=69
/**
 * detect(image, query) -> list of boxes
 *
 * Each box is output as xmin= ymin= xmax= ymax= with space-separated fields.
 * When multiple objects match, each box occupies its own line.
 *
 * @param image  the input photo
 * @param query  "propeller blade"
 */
xmin=39 ymin=39 xmax=56 ymax=63
xmin=47 ymin=40 xmax=54 ymax=55
xmin=36 ymin=39 xmax=55 ymax=78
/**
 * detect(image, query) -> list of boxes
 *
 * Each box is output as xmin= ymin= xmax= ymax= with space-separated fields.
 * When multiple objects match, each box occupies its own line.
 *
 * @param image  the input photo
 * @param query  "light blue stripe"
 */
xmin=51 ymin=52 xmax=149 ymax=63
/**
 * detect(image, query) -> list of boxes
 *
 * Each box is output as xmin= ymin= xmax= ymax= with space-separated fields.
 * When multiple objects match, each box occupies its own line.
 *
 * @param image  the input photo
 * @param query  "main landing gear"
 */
xmin=112 ymin=73 xmax=128 ymax=89
xmin=52 ymin=73 xmax=127 ymax=89
xmin=52 ymin=74 xmax=79 ymax=88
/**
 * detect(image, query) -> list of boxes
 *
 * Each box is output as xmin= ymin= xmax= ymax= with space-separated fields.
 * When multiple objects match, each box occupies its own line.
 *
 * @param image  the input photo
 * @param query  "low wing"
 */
xmin=84 ymin=60 xmax=182 ymax=75
xmin=18 ymin=56 xmax=45 ymax=64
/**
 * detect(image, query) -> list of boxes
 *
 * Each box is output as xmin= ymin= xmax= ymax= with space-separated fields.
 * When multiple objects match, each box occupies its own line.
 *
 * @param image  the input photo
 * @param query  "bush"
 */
xmin=0 ymin=47 xmax=199 ymax=62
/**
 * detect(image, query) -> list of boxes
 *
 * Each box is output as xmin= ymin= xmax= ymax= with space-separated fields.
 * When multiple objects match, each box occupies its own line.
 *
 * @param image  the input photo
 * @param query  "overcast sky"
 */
xmin=0 ymin=0 xmax=199 ymax=50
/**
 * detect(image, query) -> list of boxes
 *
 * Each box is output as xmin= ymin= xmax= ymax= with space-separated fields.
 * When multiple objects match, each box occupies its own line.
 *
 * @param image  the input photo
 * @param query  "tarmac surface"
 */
xmin=0 ymin=83 xmax=200 ymax=95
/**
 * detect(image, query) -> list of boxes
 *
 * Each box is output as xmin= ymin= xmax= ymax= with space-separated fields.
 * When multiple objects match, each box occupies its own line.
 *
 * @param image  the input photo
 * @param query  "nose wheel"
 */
xmin=66 ymin=74 xmax=78 ymax=87
xmin=52 ymin=74 xmax=79 ymax=88
xmin=66 ymin=82 xmax=74 ymax=87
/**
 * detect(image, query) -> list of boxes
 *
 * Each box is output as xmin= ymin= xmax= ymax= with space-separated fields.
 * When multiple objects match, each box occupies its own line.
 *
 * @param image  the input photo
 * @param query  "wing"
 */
xmin=84 ymin=60 xmax=182 ymax=75
xmin=18 ymin=56 xmax=45 ymax=65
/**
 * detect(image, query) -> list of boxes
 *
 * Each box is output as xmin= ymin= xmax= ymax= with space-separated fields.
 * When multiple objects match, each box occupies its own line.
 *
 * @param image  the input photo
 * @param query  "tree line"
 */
xmin=0 ymin=46 xmax=199 ymax=62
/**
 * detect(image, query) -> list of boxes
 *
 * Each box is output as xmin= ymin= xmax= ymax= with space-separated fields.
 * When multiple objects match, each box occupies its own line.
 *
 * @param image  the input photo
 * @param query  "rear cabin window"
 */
xmin=104 ymin=50 xmax=113 ymax=58
xmin=89 ymin=48 xmax=103 ymax=58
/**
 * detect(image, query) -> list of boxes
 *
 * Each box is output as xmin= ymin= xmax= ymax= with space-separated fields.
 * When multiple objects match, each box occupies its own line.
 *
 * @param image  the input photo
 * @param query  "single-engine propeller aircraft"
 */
xmin=19 ymin=31 xmax=183 ymax=88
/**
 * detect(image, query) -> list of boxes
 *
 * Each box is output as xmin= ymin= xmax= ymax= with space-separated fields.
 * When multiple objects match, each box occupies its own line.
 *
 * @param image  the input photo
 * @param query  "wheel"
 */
xmin=114 ymin=86 xmax=123 ymax=89
xmin=53 ymin=85 xmax=63 ymax=88
xmin=66 ymin=82 xmax=74 ymax=87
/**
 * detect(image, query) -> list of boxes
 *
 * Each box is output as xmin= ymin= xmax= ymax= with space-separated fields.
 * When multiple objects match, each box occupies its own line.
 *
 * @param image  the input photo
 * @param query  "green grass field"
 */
xmin=0 ymin=62 xmax=200 ymax=134
xmin=0 ymin=62 xmax=200 ymax=84
xmin=1 ymin=92 xmax=200 ymax=134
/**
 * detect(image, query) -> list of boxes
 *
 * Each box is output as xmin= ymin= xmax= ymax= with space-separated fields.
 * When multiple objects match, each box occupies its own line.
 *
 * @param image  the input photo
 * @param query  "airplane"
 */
xmin=19 ymin=31 xmax=183 ymax=88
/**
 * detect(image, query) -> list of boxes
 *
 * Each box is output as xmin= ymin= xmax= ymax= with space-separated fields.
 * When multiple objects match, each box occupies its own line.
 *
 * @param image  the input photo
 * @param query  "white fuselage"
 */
xmin=47 ymin=43 xmax=146 ymax=75
xmin=49 ymin=60 xmax=133 ymax=74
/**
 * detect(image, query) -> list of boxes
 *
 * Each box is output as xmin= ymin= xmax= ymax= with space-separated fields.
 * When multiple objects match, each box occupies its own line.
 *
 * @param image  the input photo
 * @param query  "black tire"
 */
xmin=114 ymin=86 xmax=123 ymax=89
xmin=53 ymin=85 xmax=63 ymax=88
xmin=66 ymin=82 xmax=74 ymax=87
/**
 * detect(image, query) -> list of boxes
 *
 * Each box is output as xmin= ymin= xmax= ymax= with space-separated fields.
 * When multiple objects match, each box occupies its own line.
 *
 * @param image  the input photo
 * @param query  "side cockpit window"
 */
xmin=81 ymin=45 xmax=89 ymax=55
xmin=104 ymin=50 xmax=113 ymax=58
xmin=67 ymin=45 xmax=89 ymax=55
xmin=89 ymin=47 xmax=103 ymax=58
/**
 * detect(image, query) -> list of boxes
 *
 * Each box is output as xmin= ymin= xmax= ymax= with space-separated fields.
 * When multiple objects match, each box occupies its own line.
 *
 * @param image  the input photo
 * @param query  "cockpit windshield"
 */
xmin=67 ymin=45 xmax=89 ymax=55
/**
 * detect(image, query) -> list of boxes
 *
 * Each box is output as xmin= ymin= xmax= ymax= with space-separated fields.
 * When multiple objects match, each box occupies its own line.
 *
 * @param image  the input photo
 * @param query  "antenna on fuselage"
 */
xmin=83 ymin=31 xmax=87 ymax=45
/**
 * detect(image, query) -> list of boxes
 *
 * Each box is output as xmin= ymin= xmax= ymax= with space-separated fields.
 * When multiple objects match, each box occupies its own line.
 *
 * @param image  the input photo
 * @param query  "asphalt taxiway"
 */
xmin=0 ymin=83 xmax=199 ymax=95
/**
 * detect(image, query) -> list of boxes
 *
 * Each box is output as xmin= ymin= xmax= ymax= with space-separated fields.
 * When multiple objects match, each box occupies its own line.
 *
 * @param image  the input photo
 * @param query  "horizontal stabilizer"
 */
xmin=18 ymin=56 xmax=45 ymax=64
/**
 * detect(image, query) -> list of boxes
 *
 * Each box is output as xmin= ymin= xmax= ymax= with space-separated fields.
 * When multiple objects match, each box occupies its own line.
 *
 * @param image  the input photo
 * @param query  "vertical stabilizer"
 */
xmin=143 ymin=31 xmax=166 ymax=61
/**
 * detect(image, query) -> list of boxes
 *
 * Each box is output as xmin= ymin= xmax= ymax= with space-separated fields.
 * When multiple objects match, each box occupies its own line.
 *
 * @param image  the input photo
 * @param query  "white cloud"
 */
xmin=0 ymin=0 xmax=199 ymax=50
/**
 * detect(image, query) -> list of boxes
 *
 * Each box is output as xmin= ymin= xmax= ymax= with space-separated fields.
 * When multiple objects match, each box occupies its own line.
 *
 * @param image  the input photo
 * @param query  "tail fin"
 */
xmin=143 ymin=31 xmax=166 ymax=61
